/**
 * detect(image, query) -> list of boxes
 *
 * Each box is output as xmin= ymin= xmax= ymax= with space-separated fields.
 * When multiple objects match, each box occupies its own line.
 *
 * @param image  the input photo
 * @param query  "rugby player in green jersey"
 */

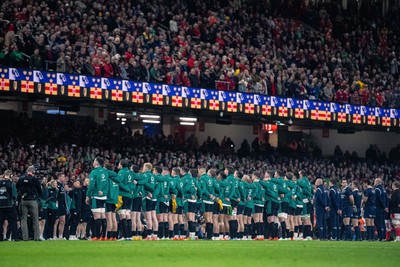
xmin=297 ymin=170 xmax=314 ymax=240
xmin=284 ymin=172 xmax=297 ymax=240
xmin=157 ymin=167 xmax=170 ymax=239
xmin=242 ymin=175 xmax=255 ymax=240
xmin=181 ymin=167 xmax=197 ymax=240
xmin=116 ymin=159 xmax=135 ymax=240
xmin=168 ymin=167 xmax=182 ymax=240
xmin=141 ymin=163 xmax=159 ymax=240
xmin=260 ymin=170 xmax=281 ymax=240
xmin=251 ymin=171 xmax=265 ymax=240
xmin=272 ymin=170 xmax=290 ymax=240
xmin=198 ymin=167 xmax=216 ymax=240
xmin=86 ymin=157 xmax=109 ymax=241
xmin=104 ymin=163 xmax=120 ymax=241
xmin=131 ymin=165 xmax=144 ymax=240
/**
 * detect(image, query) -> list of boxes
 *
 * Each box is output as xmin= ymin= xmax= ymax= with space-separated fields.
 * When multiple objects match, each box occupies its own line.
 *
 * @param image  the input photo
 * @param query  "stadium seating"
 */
xmin=0 ymin=0 xmax=399 ymax=108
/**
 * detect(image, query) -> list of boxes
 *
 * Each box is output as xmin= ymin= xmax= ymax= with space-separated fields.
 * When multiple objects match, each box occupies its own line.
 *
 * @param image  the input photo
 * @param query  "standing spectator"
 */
xmin=56 ymin=53 xmax=67 ymax=73
xmin=0 ymin=170 xmax=18 ymax=241
xmin=30 ymin=48 xmax=44 ymax=70
xmin=16 ymin=166 xmax=42 ymax=241
xmin=102 ymin=57 xmax=114 ymax=78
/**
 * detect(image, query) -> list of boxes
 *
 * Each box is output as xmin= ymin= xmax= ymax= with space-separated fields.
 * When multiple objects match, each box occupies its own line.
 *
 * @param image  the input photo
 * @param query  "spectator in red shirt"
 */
xmin=102 ymin=57 xmax=114 ymax=78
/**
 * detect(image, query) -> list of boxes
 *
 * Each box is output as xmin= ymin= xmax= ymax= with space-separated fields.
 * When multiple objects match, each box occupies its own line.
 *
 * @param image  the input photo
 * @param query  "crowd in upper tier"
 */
xmin=1 ymin=0 xmax=400 ymax=108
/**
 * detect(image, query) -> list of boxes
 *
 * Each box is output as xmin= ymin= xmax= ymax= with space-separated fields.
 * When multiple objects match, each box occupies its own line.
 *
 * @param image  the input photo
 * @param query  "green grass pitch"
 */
xmin=1 ymin=240 xmax=399 ymax=267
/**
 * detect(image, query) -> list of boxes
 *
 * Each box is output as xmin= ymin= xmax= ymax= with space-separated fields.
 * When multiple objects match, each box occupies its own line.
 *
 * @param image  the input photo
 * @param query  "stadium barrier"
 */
xmin=0 ymin=67 xmax=399 ymax=128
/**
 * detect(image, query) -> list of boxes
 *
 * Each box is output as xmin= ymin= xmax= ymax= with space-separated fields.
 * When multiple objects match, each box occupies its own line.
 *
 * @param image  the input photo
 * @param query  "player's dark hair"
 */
xmin=393 ymin=181 xmax=400 ymax=189
xmin=253 ymin=171 xmax=261 ymax=178
xmin=172 ymin=167 xmax=180 ymax=176
xmin=285 ymin=172 xmax=294 ymax=180
xmin=219 ymin=172 xmax=227 ymax=180
xmin=276 ymin=170 xmax=284 ymax=177
xmin=352 ymin=181 xmax=359 ymax=188
xmin=236 ymin=171 xmax=243 ymax=179
xmin=181 ymin=166 xmax=189 ymax=174
xmin=131 ymin=165 xmax=139 ymax=173
xmin=190 ymin=169 xmax=198 ymax=178
xmin=95 ymin=157 xmax=104 ymax=166
xmin=363 ymin=179 xmax=372 ymax=186
xmin=330 ymin=177 xmax=338 ymax=185
xmin=226 ymin=166 xmax=234 ymax=175
xmin=154 ymin=166 xmax=162 ymax=174
xmin=104 ymin=163 xmax=113 ymax=170
xmin=162 ymin=167 xmax=170 ymax=173
xmin=208 ymin=168 xmax=217 ymax=178
xmin=299 ymin=170 xmax=307 ymax=177
xmin=266 ymin=170 xmax=274 ymax=178
xmin=120 ymin=159 xmax=130 ymax=168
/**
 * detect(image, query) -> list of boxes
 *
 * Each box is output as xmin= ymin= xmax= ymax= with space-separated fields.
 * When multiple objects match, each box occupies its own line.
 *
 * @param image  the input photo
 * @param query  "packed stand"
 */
xmin=1 ymin=113 xmax=400 ymax=242
xmin=0 ymin=1 xmax=400 ymax=108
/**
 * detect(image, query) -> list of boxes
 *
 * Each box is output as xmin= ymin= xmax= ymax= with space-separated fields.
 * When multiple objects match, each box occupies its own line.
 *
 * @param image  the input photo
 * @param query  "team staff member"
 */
xmin=314 ymin=178 xmax=329 ymax=240
xmin=78 ymin=178 xmax=91 ymax=240
xmin=340 ymin=179 xmax=354 ymax=241
xmin=39 ymin=176 xmax=49 ymax=241
xmin=86 ymin=157 xmax=109 ymax=241
xmin=0 ymin=170 xmax=18 ymax=241
xmin=46 ymin=180 xmax=59 ymax=240
xmin=374 ymin=178 xmax=388 ymax=241
xmin=68 ymin=180 xmax=83 ymax=240
xmin=329 ymin=178 xmax=341 ymax=241
xmin=54 ymin=173 xmax=68 ymax=240
xmin=17 ymin=166 xmax=42 ymax=241
xmin=390 ymin=181 xmax=400 ymax=242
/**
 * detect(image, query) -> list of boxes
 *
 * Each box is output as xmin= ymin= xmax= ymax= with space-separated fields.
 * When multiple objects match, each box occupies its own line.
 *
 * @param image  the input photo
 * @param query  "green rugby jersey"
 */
xmin=88 ymin=166 xmax=109 ymax=199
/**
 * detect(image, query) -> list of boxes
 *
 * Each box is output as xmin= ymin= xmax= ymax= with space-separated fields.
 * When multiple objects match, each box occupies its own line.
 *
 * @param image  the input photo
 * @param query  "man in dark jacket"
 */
xmin=0 ymin=170 xmax=19 ymax=241
xmin=16 ymin=166 xmax=42 ymax=241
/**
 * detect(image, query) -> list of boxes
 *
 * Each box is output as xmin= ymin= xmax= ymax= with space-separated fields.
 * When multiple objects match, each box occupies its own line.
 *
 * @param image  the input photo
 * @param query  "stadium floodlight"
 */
xmin=179 ymin=117 xmax=197 ymax=122
xmin=140 ymin=115 xmax=161 ymax=119
xmin=142 ymin=120 xmax=161 ymax=124
xmin=180 ymin=122 xmax=195 ymax=126
xmin=121 ymin=121 xmax=126 ymax=125
xmin=121 ymin=118 xmax=127 ymax=122
xmin=116 ymin=112 xmax=126 ymax=116
xmin=268 ymin=131 xmax=273 ymax=134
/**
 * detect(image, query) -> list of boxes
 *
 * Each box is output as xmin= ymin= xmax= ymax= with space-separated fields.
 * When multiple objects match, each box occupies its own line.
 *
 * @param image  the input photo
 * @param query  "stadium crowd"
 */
xmin=0 ymin=114 xmax=400 ymax=242
xmin=1 ymin=0 xmax=400 ymax=108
